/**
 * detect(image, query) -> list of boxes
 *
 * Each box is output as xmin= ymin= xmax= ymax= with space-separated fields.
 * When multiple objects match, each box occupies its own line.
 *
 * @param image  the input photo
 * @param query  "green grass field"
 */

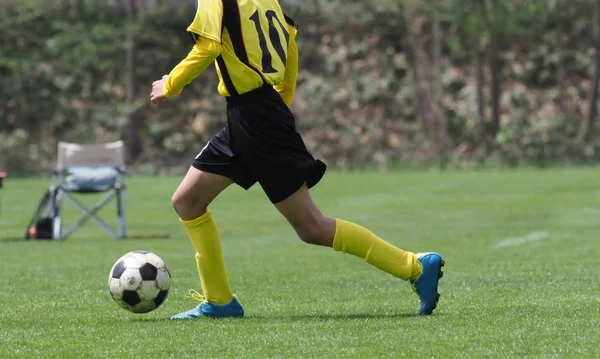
xmin=1 ymin=168 xmax=599 ymax=358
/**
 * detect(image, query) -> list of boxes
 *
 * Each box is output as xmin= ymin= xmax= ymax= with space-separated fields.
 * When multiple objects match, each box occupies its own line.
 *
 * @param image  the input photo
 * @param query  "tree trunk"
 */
xmin=487 ymin=0 xmax=501 ymax=143
xmin=401 ymin=7 xmax=434 ymax=142
xmin=144 ymin=0 xmax=157 ymax=10
xmin=124 ymin=1 xmax=135 ymax=106
xmin=123 ymin=0 xmax=143 ymax=163
xmin=432 ymin=0 xmax=448 ymax=167
xmin=579 ymin=0 xmax=600 ymax=141
xmin=474 ymin=0 xmax=486 ymax=142
xmin=474 ymin=47 xmax=485 ymax=137
xmin=76 ymin=0 xmax=85 ymax=17
xmin=557 ymin=0 xmax=569 ymax=117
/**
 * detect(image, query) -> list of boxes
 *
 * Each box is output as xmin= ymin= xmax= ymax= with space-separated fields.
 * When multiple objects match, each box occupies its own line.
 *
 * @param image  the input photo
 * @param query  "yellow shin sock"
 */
xmin=332 ymin=219 xmax=422 ymax=281
xmin=180 ymin=209 xmax=233 ymax=305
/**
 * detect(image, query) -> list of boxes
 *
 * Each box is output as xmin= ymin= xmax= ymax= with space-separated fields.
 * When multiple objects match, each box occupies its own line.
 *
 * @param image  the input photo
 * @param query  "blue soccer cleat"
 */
xmin=410 ymin=252 xmax=445 ymax=316
xmin=170 ymin=289 xmax=244 ymax=320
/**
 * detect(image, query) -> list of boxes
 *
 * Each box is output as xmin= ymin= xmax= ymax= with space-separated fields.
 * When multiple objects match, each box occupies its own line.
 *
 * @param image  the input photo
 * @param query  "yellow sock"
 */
xmin=333 ymin=219 xmax=422 ymax=281
xmin=180 ymin=209 xmax=233 ymax=305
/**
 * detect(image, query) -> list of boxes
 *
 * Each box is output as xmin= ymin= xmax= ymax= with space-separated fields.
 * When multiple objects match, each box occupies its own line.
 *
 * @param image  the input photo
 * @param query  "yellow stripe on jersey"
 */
xmin=186 ymin=0 xmax=223 ymax=43
xmin=273 ymin=22 xmax=298 ymax=107
xmin=215 ymin=26 xmax=265 ymax=96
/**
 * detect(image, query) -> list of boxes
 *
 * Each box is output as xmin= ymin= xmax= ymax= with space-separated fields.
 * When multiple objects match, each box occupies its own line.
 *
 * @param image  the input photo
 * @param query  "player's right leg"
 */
xmin=171 ymin=165 xmax=232 ymax=221
xmin=170 ymin=128 xmax=252 ymax=320
xmin=170 ymin=167 xmax=243 ymax=320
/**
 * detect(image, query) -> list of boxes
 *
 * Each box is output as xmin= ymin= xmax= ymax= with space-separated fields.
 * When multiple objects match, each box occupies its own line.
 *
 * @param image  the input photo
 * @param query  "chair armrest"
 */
xmin=54 ymin=167 xmax=126 ymax=174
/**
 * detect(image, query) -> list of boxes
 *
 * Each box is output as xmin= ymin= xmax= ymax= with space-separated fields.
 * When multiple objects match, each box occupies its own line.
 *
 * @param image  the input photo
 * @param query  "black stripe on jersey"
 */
xmin=221 ymin=0 xmax=250 ymax=65
xmin=283 ymin=13 xmax=299 ymax=29
xmin=221 ymin=0 xmax=266 ymax=82
xmin=266 ymin=11 xmax=289 ymax=67
xmin=216 ymin=55 xmax=238 ymax=96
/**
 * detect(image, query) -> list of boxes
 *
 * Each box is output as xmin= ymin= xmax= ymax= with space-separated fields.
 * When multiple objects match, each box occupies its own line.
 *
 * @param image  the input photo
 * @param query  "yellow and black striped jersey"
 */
xmin=187 ymin=0 xmax=298 ymax=97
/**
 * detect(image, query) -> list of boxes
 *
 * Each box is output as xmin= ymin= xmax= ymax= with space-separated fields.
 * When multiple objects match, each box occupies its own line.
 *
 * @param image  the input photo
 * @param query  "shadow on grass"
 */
xmin=248 ymin=313 xmax=423 ymax=321
xmin=128 ymin=317 xmax=172 ymax=322
xmin=1 ymin=233 xmax=171 ymax=244
xmin=128 ymin=313 xmax=424 ymax=323
xmin=0 ymin=237 xmax=28 ymax=243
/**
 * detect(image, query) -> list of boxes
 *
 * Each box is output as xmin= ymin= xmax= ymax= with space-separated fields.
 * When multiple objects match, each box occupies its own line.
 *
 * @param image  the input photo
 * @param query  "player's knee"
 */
xmin=171 ymin=191 xmax=207 ymax=219
xmin=296 ymin=226 xmax=321 ymax=245
xmin=171 ymin=191 xmax=187 ymax=215
xmin=294 ymin=216 xmax=335 ymax=246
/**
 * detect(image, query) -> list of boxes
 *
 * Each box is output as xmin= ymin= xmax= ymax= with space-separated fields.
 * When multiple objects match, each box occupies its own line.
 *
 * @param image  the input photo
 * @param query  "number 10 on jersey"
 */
xmin=250 ymin=10 xmax=290 ymax=74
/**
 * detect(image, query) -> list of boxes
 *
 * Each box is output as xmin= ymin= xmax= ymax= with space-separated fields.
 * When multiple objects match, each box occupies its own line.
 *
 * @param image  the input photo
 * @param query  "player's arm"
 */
xmin=151 ymin=0 xmax=223 ymax=104
xmin=274 ymin=18 xmax=299 ymax=108
xmin=164 ymin=37 xmax=222 ymax=98
xmin=151 ymin=37 xmax=222 ymax=104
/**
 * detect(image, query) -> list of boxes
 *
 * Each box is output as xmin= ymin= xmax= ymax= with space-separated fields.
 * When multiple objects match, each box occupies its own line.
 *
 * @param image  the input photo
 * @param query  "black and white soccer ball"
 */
xmin=107 ymin=250 xmax=171 ymax=313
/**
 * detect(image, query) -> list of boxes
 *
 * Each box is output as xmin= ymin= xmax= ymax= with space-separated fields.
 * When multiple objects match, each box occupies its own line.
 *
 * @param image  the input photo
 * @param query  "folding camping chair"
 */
xmin=47 ymin=141 xmax=127 ymax=239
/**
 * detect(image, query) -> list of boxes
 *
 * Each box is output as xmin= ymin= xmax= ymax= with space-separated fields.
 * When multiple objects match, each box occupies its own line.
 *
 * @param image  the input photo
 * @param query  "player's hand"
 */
xmin=150 ymin=75 xmax=169 ymax=104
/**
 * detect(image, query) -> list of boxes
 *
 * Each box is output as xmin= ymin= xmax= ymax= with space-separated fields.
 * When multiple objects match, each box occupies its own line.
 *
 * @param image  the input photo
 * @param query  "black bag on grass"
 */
xmin=25 ymin=187 xmax=59 ymax=240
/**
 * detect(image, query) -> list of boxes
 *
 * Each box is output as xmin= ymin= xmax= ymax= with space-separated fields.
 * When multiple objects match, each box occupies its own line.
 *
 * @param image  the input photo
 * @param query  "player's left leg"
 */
xmin=273 ymin=184 xmax=444 ymax=315
xmin=224 ymin=84 xmax=442 ymax=314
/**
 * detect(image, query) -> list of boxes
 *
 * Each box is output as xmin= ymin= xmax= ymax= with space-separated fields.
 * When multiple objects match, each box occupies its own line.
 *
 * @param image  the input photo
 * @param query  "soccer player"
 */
xmin=150 ymin=0 xmax=444 ymax=319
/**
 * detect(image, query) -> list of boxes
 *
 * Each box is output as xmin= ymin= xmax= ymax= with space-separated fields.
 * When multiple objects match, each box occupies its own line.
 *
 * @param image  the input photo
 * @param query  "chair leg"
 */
xmin=53 ymin=189 xmax=63 ymax=240
xmin=116 ymin=187 xmax=127 ymax=239
xmin=61 ymin=191 xmax=119 ymax=239
xmin=47 ymin=182 xmax=128 ymax=240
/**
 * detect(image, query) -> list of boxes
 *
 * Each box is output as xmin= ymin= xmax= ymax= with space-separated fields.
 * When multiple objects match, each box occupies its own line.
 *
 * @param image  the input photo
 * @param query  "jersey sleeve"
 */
xmin=186 ymin=0 xmax=224 ymax=43
xmin=274 ymin=16 xmax=299 ymax=108
xmin=163 ymin=37 xmax=223 ymax=98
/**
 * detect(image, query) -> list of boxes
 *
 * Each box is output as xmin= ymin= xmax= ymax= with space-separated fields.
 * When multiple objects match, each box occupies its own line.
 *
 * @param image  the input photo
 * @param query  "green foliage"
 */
xmin=0 ymin=0 xmax=599 ymax=174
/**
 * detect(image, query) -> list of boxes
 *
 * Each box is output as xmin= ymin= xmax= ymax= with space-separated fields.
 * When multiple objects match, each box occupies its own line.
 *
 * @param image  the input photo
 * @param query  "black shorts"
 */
xmin=192 ymin=85 xmax=326 ymax=204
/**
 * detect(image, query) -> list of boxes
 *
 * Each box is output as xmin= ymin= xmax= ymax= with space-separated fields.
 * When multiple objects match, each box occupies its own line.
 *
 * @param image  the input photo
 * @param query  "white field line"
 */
xmin=492 ymin=231 xmax=550 ymax=249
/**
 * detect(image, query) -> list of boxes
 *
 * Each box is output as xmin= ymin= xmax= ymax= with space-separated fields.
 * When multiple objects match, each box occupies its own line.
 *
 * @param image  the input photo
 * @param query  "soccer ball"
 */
xmin=107 ymin=250 xmax=171 ymax=313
